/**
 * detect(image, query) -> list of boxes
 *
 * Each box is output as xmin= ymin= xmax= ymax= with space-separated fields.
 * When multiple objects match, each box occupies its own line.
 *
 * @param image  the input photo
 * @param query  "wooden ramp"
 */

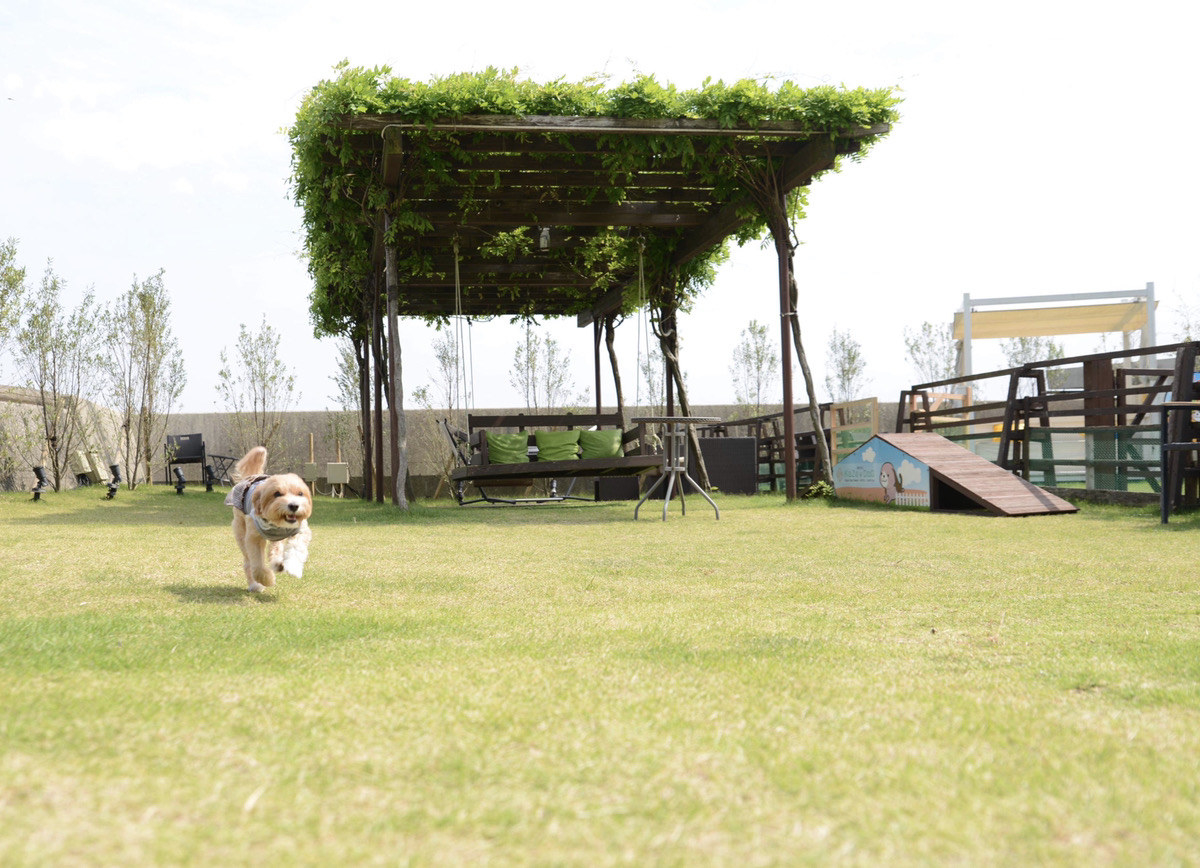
xmin=876 ymin=432 xmax=1078 ymax=516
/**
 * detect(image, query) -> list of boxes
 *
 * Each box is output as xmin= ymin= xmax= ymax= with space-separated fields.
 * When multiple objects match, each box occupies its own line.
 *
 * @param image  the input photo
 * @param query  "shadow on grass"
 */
xmin=164 ymin=583 xmax=277 ymax=604
xmin=819 ymin=496 xmax=992 ymax=517
xmin=3 ymin=490 xmax=229 ymax=528
xmin=2 ymin=487 xmax=645 ymax=530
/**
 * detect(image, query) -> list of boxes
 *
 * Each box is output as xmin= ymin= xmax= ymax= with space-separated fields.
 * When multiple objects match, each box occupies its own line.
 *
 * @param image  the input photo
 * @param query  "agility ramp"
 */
xmin=832 ymin=432 xmax=1078 ymax=516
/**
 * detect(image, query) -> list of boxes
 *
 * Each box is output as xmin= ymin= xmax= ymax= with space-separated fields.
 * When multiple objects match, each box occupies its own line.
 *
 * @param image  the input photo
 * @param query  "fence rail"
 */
xmin=899 ymin=341 xmax=1198 ymax=508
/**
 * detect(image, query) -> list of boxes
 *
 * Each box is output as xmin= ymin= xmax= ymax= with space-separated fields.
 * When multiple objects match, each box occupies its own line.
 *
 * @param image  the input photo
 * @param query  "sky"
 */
xmin=3 ymin=0 xmax=1198 ymax=414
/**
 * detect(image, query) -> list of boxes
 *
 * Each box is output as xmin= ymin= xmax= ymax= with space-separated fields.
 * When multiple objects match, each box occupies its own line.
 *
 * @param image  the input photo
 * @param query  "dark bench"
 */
xmin=446 ymin=412 xmax=660 ymax=505
xmin=165 ymin=434 xmax=237 ymax=488
xmin=165 ymin=433 xmax=206 ymax=484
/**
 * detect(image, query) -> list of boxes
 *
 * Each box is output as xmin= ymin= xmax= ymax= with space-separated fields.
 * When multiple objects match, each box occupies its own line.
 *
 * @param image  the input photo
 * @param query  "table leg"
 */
xmin=680 ymin=471 xmax=720 ymax=519
xmin=634 ymin=471 xmax=669 ymax=520
xmin=661 ymin=471 xmax=677 ymax=521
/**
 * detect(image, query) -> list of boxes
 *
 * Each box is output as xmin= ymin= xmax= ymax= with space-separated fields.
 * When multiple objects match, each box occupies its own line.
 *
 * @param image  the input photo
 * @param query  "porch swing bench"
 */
xmin=443 ymin=413 xmax=660 ymax=505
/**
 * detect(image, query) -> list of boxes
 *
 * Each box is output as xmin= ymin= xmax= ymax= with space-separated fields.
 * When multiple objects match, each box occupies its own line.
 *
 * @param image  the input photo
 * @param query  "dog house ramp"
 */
xmin=832 ymin=432 xmax=1077 ymax=516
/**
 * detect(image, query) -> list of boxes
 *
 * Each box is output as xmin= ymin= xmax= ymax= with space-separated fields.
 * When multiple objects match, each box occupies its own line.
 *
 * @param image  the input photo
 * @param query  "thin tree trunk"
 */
xmin=356 ymin=331 xmax=373 ymax=501
xmin=371 ymin=293 xmax=385 ymax=503
xmin=788 ymin=268 xmax=834 ymax=485
xmin=384 ymin=232 xmax=409 ymax=510
xmin=604 ymin=313 xmax=625 ymax=422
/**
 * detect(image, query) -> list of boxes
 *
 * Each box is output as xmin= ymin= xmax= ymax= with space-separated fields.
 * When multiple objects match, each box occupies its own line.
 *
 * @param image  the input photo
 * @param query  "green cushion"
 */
xmin=485 ymin=431 xmax=530 ymax=464
xmin=534 ymin=429 xmax=580 ymax=461
xmin=579 ymin=428 xmax=623 ymax=460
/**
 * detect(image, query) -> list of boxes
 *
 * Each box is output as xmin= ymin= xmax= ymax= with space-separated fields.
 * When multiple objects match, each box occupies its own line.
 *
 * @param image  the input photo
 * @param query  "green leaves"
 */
xmin=288 ymin=67 xmax=900 ymax=340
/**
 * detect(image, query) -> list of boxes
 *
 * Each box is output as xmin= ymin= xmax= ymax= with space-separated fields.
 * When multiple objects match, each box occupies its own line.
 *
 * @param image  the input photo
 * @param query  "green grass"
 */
xmin=2 ymin=486 xmax=1199 ymax=865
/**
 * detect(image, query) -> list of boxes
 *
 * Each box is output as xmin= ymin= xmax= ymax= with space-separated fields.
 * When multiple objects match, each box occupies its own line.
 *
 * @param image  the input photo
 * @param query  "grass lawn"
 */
xmin=1 ymin=484 xmax=1198 ymax=865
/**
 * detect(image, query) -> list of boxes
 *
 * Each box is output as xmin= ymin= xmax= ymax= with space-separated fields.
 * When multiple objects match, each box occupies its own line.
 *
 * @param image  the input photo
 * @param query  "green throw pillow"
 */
xmin=485 ymin=431 xmax=530 ymax=464
xmin=579 ymin=428 xmax=623 ymax=460
xmin=534 ymin=429 xmax=580 ymax=461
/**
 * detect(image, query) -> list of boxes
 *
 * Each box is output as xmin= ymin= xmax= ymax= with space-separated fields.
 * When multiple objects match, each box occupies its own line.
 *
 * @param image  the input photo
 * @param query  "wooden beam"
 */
xmin=444 ymin=168 xmax=713 ymax=189
xmin=407 ymin=188 xmax=715 ymax=208
xmin=350 ymin=113 xmax=890 ymax=139
xmin=669 ymin=137 xmax=839 ymax=267
xmin=400 ymin=275 xmax=596 ymax=288
xmin=577 ymin=283 xmax=632 ymax=327
xmin=414 ymin=202 xmax=711 ymax=228
xmin=779 ymin=137 xmax=838 ymax=194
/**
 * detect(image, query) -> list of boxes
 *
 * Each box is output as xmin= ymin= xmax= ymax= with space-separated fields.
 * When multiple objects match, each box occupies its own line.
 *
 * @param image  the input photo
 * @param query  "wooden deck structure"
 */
xmin=899 ymin=341 xmax=1199 ymax=512
xmin=875 ymin=433 xmax=1077 ymax=516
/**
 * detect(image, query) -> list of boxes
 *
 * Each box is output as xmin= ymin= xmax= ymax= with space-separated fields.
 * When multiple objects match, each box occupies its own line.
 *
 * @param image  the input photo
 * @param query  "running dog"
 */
xmin=225 ymin=447 xmax=313 ymax=592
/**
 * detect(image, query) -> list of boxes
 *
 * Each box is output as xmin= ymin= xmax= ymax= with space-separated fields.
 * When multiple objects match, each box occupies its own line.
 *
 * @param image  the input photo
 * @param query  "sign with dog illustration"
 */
xmin=832 ymin=435 xmax=931 ymax=508
xmin=831 ymin=432 xmax=1078 ymax=515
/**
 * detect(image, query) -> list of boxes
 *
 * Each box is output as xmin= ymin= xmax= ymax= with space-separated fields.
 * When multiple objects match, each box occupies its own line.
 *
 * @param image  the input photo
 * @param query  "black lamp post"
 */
xmin=204 ymin=464 xmax=216 ymax=493
xmin=173 ymin=466 xmax=187 ymax=494
xmin=105 ymin=464 xmax=121 ymax=499
xmin=32 ymin=466 xmax=49 ymax=501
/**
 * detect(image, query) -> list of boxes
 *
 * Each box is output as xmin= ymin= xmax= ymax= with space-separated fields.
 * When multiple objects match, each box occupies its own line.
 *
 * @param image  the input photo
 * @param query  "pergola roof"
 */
xmin=338 ymin=114 xmax=889 ymax=322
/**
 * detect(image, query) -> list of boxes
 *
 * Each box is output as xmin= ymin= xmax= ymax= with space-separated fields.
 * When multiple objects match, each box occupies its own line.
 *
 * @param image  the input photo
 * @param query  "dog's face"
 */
xmin=250 ymin=473 xmax=313 ymax=529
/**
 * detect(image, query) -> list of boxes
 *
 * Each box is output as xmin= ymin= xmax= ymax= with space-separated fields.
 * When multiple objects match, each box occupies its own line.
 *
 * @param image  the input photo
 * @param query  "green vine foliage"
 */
xmin=289 ymin=66 xmax=900 ymax=339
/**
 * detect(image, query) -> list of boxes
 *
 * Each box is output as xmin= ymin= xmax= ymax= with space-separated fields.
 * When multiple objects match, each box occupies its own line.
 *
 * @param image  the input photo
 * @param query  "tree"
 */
xmin=319 ymin=337 xmax=360 ymax=471
xmin=1174 ymin=296 xmax=1199 ymax=341
xmin=101 ymin=270 xmax=186 ymax=487
xmin=824 ymin=328 xmax=868 ymax=403
xmin=729 ymin=319 xmax=778 ymax=417
xmin=329 ymin=336 xmax=361 ymax=412
xmin=508 ymin=320 xmax=578 ymax=412
xmin=13 ymin=263 xmax=102 ymax=490
xmin=903 ymin=320 xmax=958 ymax=384
xmin=217 ymin=316 xmax=300 ymax=454
xmin=411 ymin=329 xmax=463 ymax=415
xmin=0 ymin=238 xmax=26 ymax=357
xmin=637 ymin=342 xmax=667 ymax=416
xmin=0 ymin=239 xmax=30 ymax=490
xmin=1000 ymin=335 xmax=1067 ymax=394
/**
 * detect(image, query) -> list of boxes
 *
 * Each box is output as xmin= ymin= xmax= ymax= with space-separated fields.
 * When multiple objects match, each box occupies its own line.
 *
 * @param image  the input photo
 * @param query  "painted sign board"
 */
xmin=832 ymin=435 xmax=931 ymax=508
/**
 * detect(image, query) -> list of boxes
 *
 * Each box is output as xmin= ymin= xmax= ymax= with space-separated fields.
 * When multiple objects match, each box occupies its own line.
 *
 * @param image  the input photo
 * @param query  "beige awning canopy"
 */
xmin=953 ymin=301 xmax=1151 ymax=340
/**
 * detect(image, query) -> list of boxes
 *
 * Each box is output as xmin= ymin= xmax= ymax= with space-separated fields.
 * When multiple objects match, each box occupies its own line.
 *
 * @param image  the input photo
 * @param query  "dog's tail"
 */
xmin=232 ymin=446 xmax=268 ymax=482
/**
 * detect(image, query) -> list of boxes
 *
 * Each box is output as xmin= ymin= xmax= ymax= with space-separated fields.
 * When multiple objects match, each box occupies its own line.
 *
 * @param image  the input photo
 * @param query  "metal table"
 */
xmin=632 ymin=416 xmax=721 ymax=521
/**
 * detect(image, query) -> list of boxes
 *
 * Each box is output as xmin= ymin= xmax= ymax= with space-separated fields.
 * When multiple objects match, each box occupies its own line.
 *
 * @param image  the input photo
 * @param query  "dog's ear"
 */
xmin=250 ymin=477 xmax=276 ymax=515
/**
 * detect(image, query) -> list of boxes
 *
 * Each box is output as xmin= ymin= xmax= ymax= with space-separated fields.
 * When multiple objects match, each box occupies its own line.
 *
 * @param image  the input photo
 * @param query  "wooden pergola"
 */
xmin=325 ymin=112 xmax=892 ymax=501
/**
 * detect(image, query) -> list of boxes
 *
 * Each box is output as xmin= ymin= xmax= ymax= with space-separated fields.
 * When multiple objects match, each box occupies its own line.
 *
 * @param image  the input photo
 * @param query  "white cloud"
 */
xmin=898 ymin=460 xmax=924 ymax=488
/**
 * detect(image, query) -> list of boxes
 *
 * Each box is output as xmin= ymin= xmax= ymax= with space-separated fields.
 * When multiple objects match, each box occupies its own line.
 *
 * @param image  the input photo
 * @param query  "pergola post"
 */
xmin=772 ymin=198 xmax=797 ymax=501
xmin=383 ymin=214 xmax=409 ymax=509
xmin=371 ymin=291 xmax=384 ymax=503
xmin=593 ymin=318 xmax=603 ymax=415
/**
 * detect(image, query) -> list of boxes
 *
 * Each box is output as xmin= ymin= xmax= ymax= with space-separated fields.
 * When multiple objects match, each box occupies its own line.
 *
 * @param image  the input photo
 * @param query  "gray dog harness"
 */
xmin=225 ymin=475 xmax=302 ymax=542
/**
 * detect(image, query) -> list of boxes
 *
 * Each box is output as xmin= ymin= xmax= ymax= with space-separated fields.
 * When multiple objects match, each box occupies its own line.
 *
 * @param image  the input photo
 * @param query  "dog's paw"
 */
xmin=247 ymin=580 xmax=266 ymax=593
xmin=280 ymin=555 xmax=305 ymax=578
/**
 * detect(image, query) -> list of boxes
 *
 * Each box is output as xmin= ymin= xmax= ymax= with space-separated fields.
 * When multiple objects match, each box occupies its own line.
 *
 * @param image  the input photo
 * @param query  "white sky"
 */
xmin=3 ymin=0 xmax=1198 ymax=413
